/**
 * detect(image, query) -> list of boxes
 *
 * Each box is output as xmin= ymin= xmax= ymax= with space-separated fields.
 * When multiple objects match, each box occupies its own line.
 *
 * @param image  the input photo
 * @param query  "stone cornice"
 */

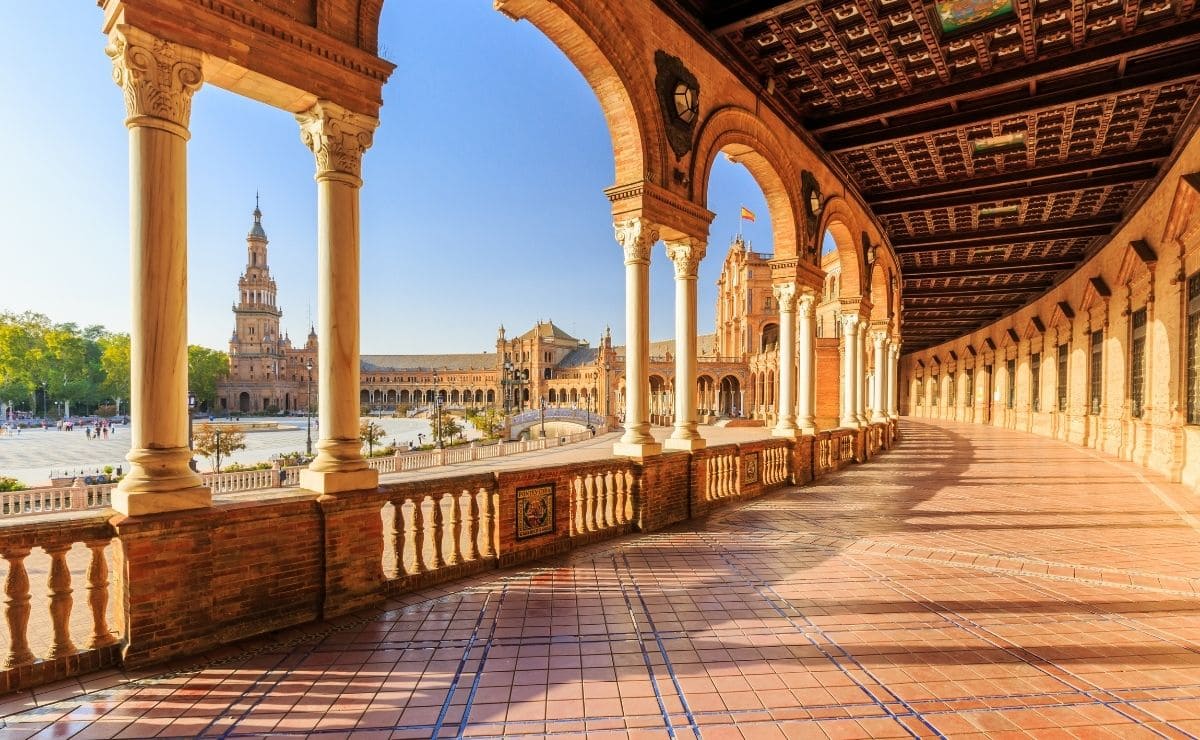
xmin=606 ymin=180 xmax=713 ymax=242
xmin=101 ymin=0 xmax=395 ymax=116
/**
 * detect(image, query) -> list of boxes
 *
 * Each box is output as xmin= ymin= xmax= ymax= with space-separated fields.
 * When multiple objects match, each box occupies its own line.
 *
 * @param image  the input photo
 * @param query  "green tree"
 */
xmin=188 ymin=345 xmax=230 ymax=411
xmin=467 ymin=407 xmax=504 ymax=440
xmin=360 ymin=419 xmax=387 ymax=457
xmin=98 ymin=333 xmax=131 ymax=411
xmin=193 ymin=423 xmax=247 ymax=472
xmin=432 ymin=408 xmax=463 ymax=446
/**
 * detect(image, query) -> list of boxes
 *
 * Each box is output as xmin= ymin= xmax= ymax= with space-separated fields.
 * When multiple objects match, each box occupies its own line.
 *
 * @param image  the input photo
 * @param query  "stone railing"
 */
xmin=761 ymin=444 xmax=790 ymax=486
xmin=381 ymin=482 xmax=497 ymax=585
xmin=1 ymin=482 xmax=114 ymax=517
xmin=704 ymin=449 xmax=741 ymax=502
xmin=569 ymin=467 xmax=635 ymax=536
xmin=0 ymin=513 xmax=121 ymax=693
xmin=0 ymin=422 xmax=896 ymax=693
xmin=3 ymin=430 xmax=602 ymax=519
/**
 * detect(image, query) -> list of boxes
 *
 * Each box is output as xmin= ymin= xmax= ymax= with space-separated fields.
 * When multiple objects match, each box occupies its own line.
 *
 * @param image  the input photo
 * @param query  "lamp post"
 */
xmin=433 ymin=370 xmax=443 ymax=449
xmin=40 ymin=381 xmax=47 ymax=422
xmin=305 ymin=359 xmax=314 ymax=457
xmin=539 ymin=396 xmax=546 ymax=439
xmin=187 ymin=391 xmax=197 ymax=472
xmin=214 ymin=427 xmax=223 ymax=473
xmin=502 ymin=360 xmax=512 ymax=416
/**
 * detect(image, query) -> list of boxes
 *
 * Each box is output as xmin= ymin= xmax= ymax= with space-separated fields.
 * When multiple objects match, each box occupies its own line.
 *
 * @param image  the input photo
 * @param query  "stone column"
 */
xmin=665 ymin=239 xmax=706 ymax=451
xmin=296 ymin=101 xmax=380 ymax=494
xmin=107 ymin=26 xmax=210 ymax=516
xmin=796 ymin=292 xmax=817 ymax=434
xmin=857 ymin=326 xmax=870 ymax=424
xmin=888 ymin=341 xmax=900 ymax=418
xmin=613 ymin=218 xmax=662 ymax=458
xmin=772 ymin=283 xmax=799 ymax=438
xmin=840 ymin=314 xmax=860 ymax=428
xmin=871 ymin=332 xmax=889 ymax=422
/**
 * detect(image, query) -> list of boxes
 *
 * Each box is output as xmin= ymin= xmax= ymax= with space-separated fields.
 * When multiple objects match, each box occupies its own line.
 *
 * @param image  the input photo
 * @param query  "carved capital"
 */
xmin=872 ymin=330 xmax=889 ymax=348
xmin=773 ymin=282 xmax=798 ymax=312
xmin=296 ymin=100 xmax=379 ymax=182
xmin=665 ymin=239 xmax=706 ymax=278
xmin=106 ymin=26 xmax=203 ymax=135
xmin=797 ymin=292 xmax=816 ymax=318
xmin=841 ymin=313 xmax=861 ymax=333
xmin=615 ymin=218 xmax=659 ymax=265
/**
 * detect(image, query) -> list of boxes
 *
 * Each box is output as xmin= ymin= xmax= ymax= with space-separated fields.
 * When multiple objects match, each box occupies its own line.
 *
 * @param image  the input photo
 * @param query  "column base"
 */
xmin=111 ymin=486 xmax=211 ymax=517
xmin=799 ymin=426 xmax=817 ymax=436
xmin=840 ymin=417 xmax=861 ymax=429
xmin=664 ymin=436 xmax=706 ymax=451
xmin=771 ymin=427 xmax=800 ymax=439
xmin=870 ymin=413 xmax=888 ymax=423
xmin=299 ymin=467 xmax=379 ymax=495
xmin=613 ymin=441 xmax=663 ymax=458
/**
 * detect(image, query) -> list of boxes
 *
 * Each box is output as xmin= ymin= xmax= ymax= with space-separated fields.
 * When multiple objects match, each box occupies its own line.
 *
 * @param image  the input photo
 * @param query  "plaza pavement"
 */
xmin=3 ymin=418 xmax=1200 ymax=737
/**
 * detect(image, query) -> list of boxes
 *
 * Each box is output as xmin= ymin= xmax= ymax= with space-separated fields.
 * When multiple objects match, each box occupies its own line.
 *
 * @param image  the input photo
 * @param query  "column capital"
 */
xmin=615 ymin=218 xmax=659 ymax=265
xmin=664 ymin=238 xmax=706 ymax=278
xmin=773 ymin=282 xmax=798 ymax=311
xmin=871 ymin=330 xmax=889 ymax=347
xmin=797 ymin=292 xmax=816 ymax=318
xmin=841 ymin=312 xmax=861 ymax=332
xmin=106 ymin=25 xmax=203 ymax=136
xmin=296 ymin=100 xmax=379 ymax=184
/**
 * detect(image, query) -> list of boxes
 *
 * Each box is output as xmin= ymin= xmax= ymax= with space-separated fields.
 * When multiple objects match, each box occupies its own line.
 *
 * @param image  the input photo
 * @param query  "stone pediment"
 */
xmin=1116 ymin=239 xmax=1158 ymax=287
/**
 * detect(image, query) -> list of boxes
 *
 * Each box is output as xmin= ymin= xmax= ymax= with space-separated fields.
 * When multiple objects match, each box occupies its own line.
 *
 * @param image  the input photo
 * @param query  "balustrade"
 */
xmin=761 ymin=445 xmax=789 ymax=486
xmin=570 ymin=467 xmax=634 ymax=535
xmin=705 ymin=449 xmax=741 ymax=501
xmin=0 ymin=517 xmax=119 ymax=683
xmin=382 ymin=487 xmax=497 ymax=581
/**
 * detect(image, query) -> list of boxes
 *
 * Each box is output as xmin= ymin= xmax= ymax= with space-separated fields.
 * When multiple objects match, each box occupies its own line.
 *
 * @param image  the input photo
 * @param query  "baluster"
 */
xmin=719 ymin=456 xmax=728 ymax=498
xmin=429 ymin=495 xmax=446 ymax=570
xmin=603 ymin=471 xmax=616 ymax=529
xmin=611 ymin=472 xmax=624 ymax=525
xmin=85 ymin=539 xmax=116 ymax=648
xmin=584 ymin=474 xmax=597 ymax=532
xmin=705 ymin=458 xmax=714 ymax=500
xmin=623 ymin=470 xmax=634 ymax=524
xmin=2 ymin=548 xmax=35 ymax=667
xmin=572 ymin=478 xmax=583 ymax=536
xmin=479 ymin=489 xmax=496 ymax=559
xmin=384 ymin=502 xmax=402 ymax=579
xmin=490 ymin=491 xmax=500 ymax=558
xmin=44 ymin=544 xmax=77 ymax=658
xmin=410 ymin=498 xmax=428 ymax=574
xmin=445 ymin=492 xmax=461 ymax=566
xmin=465 ymin=490 xmax=480 ymax=561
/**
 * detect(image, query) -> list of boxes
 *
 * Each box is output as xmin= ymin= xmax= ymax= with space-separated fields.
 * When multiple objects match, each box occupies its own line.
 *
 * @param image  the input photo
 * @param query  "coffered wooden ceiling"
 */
xmin=660 ymin=0 xmax=1200 ymax=350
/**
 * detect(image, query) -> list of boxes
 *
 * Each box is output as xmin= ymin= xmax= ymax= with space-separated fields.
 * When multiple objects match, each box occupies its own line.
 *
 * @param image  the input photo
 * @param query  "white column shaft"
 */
xmin=797 ymin=294 xmax=816 ymax=433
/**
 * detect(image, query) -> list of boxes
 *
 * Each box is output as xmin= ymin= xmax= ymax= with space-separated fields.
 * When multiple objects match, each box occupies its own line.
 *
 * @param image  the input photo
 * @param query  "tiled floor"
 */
xmin=3 ymin=418 xmax=1200 ymax=738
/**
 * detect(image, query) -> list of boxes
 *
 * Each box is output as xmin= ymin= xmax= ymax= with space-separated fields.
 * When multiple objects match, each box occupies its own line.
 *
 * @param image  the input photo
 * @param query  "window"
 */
xmin=965 ymin=369 xmax=974 ymax=406
xmin=1006 ymin=358 xmax=1015 ymax=409
xmin=927 ymin=377 xmax=935 ymax=406
xmin=949 ymin=373 xmax=957 ymax=408
xmin=1057 ymin=343 xmax=1069 ymax=412
xmin=1030 ymin=352 xmax=1041 ymax=412
xmin=1189 ymin=273 xmax=1200 ymax=424
xmin=1089 ymin=330 xmax=1103 ymax=415
xmin=1131 ymin=308 xmax=1147 ymax=419
xmin=915 ymin=379 xmax=923 ymax=406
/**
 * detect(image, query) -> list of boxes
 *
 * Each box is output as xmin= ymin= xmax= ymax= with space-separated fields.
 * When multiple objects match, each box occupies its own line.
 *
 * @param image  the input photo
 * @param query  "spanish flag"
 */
xmin=739 ymin=206 xmax=756 ymax=222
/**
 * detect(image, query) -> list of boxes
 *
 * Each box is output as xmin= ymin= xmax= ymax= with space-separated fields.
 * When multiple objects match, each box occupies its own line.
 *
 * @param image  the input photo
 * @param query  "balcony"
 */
xmin=0 ymin=422 xmax=894 ymax=694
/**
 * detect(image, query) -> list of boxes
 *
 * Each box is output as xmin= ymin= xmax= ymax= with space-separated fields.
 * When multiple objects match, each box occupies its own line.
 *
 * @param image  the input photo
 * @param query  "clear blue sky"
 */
xmin=0 ymin=3 xmax=778 ymax=353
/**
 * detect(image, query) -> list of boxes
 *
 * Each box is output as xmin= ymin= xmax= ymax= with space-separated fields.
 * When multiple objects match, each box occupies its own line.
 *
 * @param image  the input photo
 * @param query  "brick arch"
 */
xmin=495 ymin=0 xmax=664 ymax=186
xmin=690 ymin=106 xmax=802 ymax=259
xmin=818 ymin=196 xmax=866 ymax=301
xmin=868 ymin=249 xmax=900 ymax=326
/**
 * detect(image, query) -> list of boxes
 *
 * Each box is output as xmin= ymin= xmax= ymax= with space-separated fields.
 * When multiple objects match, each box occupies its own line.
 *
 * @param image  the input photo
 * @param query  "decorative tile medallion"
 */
xmin=516 ymin=483 xmax=555 ymax=540
xmin=743 ymin=454 xmax=759 ymax=485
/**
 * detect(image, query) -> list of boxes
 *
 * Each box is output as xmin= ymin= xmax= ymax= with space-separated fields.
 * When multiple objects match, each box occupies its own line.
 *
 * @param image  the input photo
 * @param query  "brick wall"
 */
xmin=816 ymin=339 xmax=841 ymax=427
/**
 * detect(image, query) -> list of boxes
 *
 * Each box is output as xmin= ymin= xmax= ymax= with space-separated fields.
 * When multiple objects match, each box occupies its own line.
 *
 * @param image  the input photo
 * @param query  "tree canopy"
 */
xmin=0 ymin=311 xmax=229 ymax=417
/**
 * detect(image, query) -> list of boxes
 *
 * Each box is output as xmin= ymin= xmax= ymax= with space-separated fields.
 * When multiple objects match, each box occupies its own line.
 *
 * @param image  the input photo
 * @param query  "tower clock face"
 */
xmin=673 ymin=81 xmax=698 ymax=124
